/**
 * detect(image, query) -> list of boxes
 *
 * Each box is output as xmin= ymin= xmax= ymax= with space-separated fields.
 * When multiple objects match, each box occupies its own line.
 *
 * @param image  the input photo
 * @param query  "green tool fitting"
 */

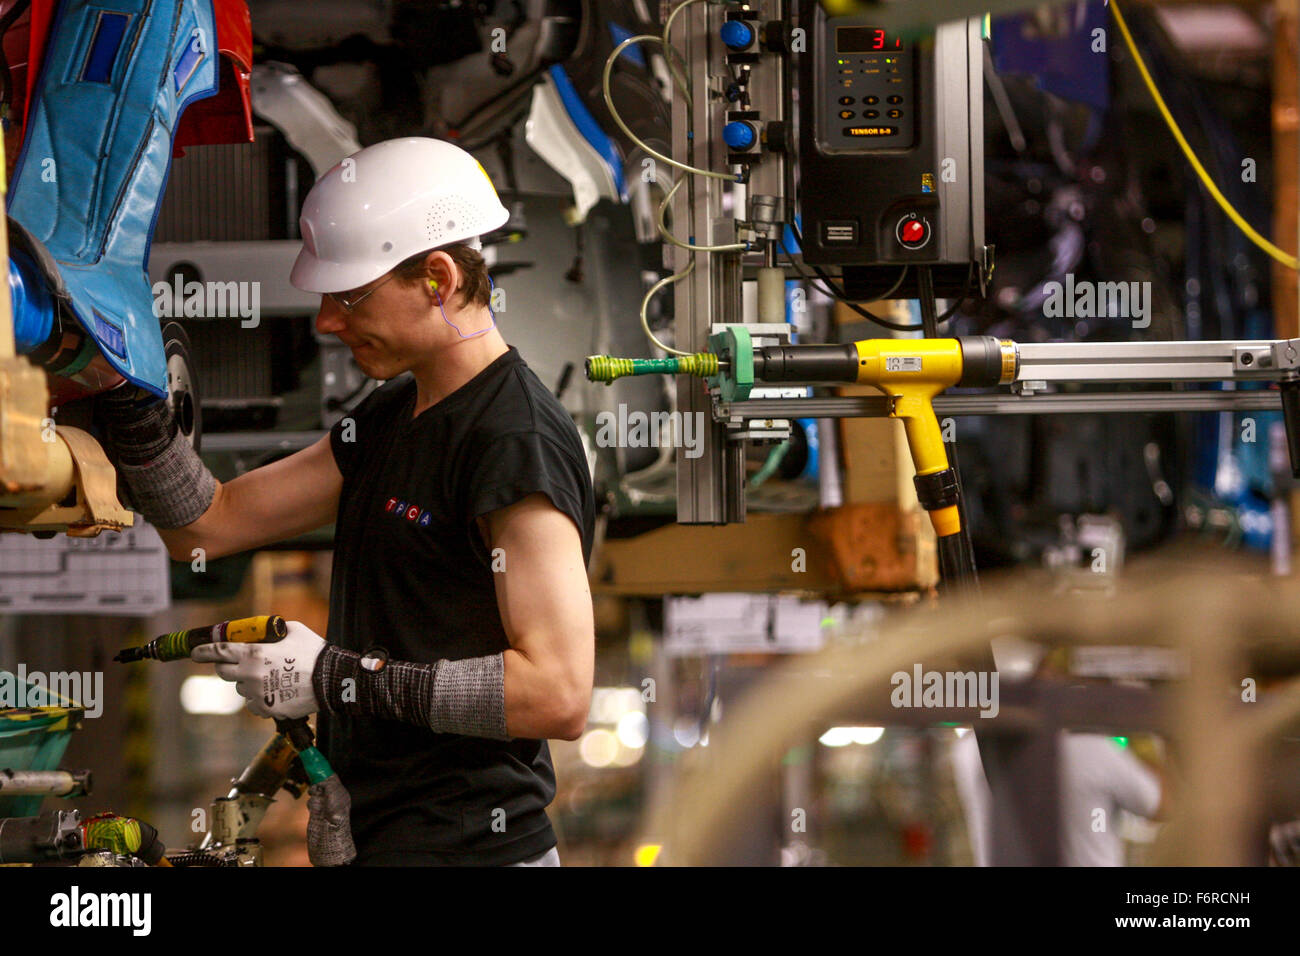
xmin=585 ymin=353 xmax=719 ymax=383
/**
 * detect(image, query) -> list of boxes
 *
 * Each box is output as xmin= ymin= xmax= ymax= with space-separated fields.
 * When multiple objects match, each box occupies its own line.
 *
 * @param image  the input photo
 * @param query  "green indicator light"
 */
xmin=1113 ymin=736 xmax=1129 ymax=748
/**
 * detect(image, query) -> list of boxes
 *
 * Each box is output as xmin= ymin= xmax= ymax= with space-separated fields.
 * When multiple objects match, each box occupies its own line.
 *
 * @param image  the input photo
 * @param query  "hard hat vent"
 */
xmin=427 ymin=198 xmax=475 ymax=244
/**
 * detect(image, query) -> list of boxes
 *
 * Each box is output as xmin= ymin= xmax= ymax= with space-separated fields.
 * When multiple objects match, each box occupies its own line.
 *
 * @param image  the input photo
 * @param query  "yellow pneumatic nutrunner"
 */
xmin=587 ymin=335 xmax=1019 ymax=589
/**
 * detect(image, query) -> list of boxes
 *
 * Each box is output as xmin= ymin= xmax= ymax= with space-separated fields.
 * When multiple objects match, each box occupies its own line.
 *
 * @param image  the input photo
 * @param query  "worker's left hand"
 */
xmin=191 ymin=620 xmax=325 ymax=719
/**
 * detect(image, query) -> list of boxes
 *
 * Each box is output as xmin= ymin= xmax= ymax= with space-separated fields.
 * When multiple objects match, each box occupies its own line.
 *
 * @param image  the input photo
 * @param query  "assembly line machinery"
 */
xmin=0 ymin=0 xmax=1297 ymax=868
xmin=586 ymin=0 xmax=1300 ymax=592
xmin=583 ymin=0 xmax=1300 ymax=864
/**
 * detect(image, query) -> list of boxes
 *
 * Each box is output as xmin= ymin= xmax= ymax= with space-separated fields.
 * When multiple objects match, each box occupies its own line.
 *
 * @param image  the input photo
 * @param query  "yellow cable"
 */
xmin=1111 ymin=0 xmax=1297 ymax=270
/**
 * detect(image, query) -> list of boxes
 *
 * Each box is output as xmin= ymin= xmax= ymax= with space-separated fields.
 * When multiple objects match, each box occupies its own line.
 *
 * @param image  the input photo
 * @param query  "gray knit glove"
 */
xmin=97 ymin=385 xmax=215 ymax=529
xmin=307 ymin=774 xmax=357 ymax=866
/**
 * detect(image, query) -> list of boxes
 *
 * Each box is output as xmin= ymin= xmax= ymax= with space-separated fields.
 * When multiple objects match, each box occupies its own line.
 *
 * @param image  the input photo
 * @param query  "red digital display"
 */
xmin=836 ymin=26 xmax=903 ymax=52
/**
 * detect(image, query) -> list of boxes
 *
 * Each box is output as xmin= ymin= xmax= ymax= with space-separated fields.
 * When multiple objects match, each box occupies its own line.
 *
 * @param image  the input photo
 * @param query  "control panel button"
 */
xmin=888 ymin=109 xmax=903 ymax=119
xmin=863 ymin=96 xmax=879 ymax=105
xmin=838 ymin=96 xmax=855 ymax=106
xmin=838 ymin=110 xmax=855 ymax=120
xmin=864 ymin=110 xmax=879 ymax=119
xmin=888 ymin=95 xmax=904 ymax=104
xmin=720 ymin=20 xmax=756 ymax=51
xmin=896 ymin=215 xmax=932 ymax=250
xmin=723 ymin=121 xmax=757 ymax=151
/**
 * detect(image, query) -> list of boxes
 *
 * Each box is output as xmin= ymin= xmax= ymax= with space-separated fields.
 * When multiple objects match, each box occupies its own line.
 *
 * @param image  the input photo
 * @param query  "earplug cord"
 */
xmin=434 ymin=275 xmax=497 ymax=339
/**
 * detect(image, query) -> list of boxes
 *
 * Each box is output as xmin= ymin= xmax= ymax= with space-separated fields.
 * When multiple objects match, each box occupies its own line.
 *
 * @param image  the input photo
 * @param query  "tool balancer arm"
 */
xmin=313 ymin=645 xmax=510 ymax=741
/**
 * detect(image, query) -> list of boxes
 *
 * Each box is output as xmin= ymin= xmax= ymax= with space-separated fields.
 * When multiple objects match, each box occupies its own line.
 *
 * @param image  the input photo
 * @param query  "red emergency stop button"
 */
xmin=896 ymin=215 xmax=931 ymax=250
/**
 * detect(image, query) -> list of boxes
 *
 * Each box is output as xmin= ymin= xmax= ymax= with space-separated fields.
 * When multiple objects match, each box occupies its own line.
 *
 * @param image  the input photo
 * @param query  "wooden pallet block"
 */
xmin=593 ymin=403 xmax=936 ymax=594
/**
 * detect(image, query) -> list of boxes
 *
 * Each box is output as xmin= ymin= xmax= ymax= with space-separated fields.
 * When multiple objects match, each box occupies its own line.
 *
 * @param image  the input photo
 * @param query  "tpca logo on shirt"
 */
xmin=385 ymin=497 xmax=434 ymax=527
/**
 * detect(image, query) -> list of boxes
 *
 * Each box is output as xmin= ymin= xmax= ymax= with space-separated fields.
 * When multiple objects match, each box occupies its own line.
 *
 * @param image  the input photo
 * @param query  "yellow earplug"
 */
xmin=429 ymin=279 xmax=439 ymax=290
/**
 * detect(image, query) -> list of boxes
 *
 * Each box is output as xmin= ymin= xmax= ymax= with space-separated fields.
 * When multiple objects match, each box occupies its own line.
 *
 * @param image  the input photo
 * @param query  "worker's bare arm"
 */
xmin=272 ymin=492 xmax=591 ymax=741
xmin=481 ymin=493 xmax=594 ymax=741
xmin=157 ymin=435 xmax=343 ymax=562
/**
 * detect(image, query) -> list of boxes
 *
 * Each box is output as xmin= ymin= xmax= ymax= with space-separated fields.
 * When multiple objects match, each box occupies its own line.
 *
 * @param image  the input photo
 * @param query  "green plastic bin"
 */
xmin=0 ymin=671 xmax=85 ymax=818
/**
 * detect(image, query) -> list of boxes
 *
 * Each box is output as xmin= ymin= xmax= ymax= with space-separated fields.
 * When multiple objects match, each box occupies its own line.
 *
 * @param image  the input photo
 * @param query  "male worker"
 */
xmin=98 ymin=137 xmax=596 ymax=866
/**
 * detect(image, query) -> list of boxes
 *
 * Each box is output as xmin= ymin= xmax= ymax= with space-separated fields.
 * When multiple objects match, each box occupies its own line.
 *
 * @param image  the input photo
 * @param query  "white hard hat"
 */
xmin=290 ymin=137 xmax=510 ymax=294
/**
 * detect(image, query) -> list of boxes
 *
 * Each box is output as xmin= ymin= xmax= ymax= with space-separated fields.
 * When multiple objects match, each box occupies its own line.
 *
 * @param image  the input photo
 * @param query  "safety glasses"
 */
xmin=326 ymin=271 xmax=396 ymax=312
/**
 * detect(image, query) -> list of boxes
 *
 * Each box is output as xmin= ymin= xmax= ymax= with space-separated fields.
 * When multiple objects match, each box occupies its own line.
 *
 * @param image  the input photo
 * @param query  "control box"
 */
xmin=796 ymin=4 xmax=986 ymax=298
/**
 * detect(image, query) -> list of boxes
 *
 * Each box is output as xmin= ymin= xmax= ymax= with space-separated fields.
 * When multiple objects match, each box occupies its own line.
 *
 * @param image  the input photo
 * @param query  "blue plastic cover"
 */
xmin=607 ymin=22 xmax=645 ymax=68
xmin=8 ymin=0 xmax=220 ymax=397
xmin=547 ymin=64 xmax=627 ymax=203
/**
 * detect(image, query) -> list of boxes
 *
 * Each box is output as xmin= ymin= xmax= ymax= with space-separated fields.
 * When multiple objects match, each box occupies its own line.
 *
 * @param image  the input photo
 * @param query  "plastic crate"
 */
xmin=0 ymin=672 xmax=84 ymax=818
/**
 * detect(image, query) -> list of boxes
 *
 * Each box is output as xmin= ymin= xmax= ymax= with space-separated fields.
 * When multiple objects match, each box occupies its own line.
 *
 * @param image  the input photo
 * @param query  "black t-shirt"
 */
xmin=321 ymin=345 xmax=595 ymax=865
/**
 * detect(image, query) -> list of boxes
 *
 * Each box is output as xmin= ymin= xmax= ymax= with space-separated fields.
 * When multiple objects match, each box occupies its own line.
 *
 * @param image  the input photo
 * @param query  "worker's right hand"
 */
xmin=192 ymin=621 xmax=325 ymax=720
